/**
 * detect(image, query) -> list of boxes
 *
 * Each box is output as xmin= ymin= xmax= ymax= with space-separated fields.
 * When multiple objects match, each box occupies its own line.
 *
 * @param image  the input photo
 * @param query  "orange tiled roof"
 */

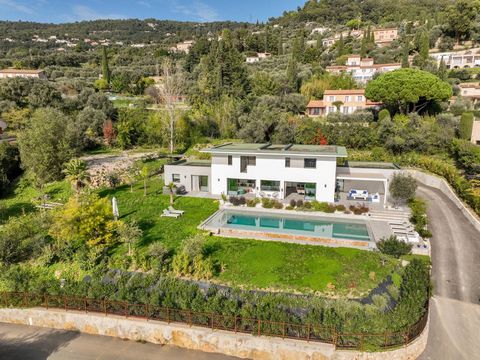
xmin=307 ymin=100 xmax=325 ymax=108
xmin=324 ymin=89 xmax=365 ymax=95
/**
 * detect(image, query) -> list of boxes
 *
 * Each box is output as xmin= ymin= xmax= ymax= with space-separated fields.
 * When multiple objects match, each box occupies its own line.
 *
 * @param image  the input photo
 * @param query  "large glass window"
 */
xmin=228 ymin=155 xmax=232 ymax=165
xmin=240 ymin=156 xmax=256 ymax=173
xmin=227 ymin=178 xmax=256 ymax=195
xmin=260 ymin=180 xmax=280 ymax=192
xmin=304 ymin=158 xmax=317 ymax=168
xmin=285 ymin=157 xmax=290 ymax=168
xmin=172 ymin=174 xmax=181 ymax=183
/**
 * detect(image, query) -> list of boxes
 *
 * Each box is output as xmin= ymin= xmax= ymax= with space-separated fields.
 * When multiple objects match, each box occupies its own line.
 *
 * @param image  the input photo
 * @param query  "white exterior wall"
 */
xmin=210 ymin=154 xmax=338 ymax=202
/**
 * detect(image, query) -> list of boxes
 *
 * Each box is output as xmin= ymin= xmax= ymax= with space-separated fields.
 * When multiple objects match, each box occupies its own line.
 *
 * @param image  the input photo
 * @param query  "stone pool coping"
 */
xmin=199 ymin=206 xmax=392 ymax=250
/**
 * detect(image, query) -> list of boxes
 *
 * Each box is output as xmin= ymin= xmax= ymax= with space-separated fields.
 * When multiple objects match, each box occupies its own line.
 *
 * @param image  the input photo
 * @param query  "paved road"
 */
xmin=417 ymin=185 xmax=480 ymax=360
xmin=0 ymin=322 xmax=239 ymax=360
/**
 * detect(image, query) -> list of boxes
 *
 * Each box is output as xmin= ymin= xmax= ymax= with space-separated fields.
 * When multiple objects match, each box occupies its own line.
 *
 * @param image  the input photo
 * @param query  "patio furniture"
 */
xmin=348 ymin=189 xmax=369 ymax=200
xmin=168 ymin=206 xmax=184 ymax=215
xmin=370 ymin=193 xmax=380 ymax=203
xmin=161 ymin=209 xmax=181 ymax=218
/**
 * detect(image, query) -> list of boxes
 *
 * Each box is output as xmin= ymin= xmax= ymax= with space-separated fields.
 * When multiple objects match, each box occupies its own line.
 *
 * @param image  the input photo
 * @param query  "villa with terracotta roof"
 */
xmin=458 ymin=83 xmax=480 ymax=104
xmin=326 ymin=55 xmax=401 ymax=83
xmin=0 ymin=68 xmax=47 ymax=80
xmin=306 ymin=89 xmax=381 ymax=117
xmin=373 ymin=28 xmax=398 ymax=47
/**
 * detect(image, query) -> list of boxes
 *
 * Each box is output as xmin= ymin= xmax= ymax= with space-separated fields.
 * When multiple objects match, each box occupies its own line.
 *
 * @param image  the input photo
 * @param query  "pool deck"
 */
xmin=200 ymin=205 xmax=396 ymax=250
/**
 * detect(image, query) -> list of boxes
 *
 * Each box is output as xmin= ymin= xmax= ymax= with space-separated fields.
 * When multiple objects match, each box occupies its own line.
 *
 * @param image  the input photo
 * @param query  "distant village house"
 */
xmin=0 ymin=69 xmax=47 ymax=80
xmin=306 ymin=89 xmax=381 ymax=117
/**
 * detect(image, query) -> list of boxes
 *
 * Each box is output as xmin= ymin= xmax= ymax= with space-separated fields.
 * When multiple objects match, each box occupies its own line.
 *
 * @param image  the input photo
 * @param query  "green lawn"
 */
xmin=99 ymin=178 xmax=397 ymax=295
xmin=1 ymin=173 xmax=399 ymax=296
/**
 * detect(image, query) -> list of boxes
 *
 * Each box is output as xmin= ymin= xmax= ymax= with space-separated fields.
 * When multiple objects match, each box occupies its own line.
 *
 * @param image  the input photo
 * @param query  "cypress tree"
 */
xmin=437 ymin=58 xmax=447 ymax=80
xmin=101 ymin=46 xmax=110 ymax=84
xmin=420 ymin=32 xmax=430 ymax=62
xmin=402 ymin=51 xmax=410 ymax=68
xmin=286 ymin=56 xmax=299 ymax=93
xmin=360 ymin=31 xmax=367 ymax=57
xmin=337 ymin=34 xmax=345 ymax=56
xmin=459 ymin=112 xmax=474 ymax=140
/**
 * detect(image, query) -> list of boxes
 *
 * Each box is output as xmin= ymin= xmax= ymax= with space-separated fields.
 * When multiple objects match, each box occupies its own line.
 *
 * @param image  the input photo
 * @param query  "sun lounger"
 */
xmin=161 ymin=209 xmax=180 ymax=218
xmin=168 ymin=206 xmax=184 ymax=215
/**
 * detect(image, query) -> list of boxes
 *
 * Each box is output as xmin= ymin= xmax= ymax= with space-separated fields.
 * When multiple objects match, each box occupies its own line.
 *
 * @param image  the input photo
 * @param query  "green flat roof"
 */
xmin=204 ymin=143 xmax=348 ymax=157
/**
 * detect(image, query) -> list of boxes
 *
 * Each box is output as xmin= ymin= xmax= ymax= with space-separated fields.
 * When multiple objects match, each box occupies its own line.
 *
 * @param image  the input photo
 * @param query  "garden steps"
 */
xmin=367 ymin=209 xmax=411 ymax=223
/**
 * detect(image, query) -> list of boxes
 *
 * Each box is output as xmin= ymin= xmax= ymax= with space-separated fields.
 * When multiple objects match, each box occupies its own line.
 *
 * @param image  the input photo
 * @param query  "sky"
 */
xmin=0 ymin=0 xmax=306 ymax=23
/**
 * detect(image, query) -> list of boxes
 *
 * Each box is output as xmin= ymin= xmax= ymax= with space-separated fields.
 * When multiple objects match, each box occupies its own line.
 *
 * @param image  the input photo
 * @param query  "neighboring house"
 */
xmin=165 ymin=143 xmax=394 ymax=206
xmin=322 ymin=30 xmax=363 ymax=48
xmin=458 ymin=83 xmax=480 ymax=104
xmin=373 ymin=28 xmax=398 ymax=47
xmin=471 ymin=120 xmax=480 ymax=145
xmin=326 ymin=55 xmax=401 ymax=83
xmin=171 ymin=40 xmax=194 ymax=54
xmin=246 ymin=52 xmax=271 ymax=63
xmin=0 ymin=69 xmax=47 ymax=80
xmin=430 ymin=48 xmax=480 ymax=69
xmin=306 ymin=89 xmax=381 ymax=117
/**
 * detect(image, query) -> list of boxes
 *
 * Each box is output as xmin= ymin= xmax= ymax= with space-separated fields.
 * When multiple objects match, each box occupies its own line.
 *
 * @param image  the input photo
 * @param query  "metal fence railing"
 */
xmin=0 ymin=292 xmax=428 ymax=351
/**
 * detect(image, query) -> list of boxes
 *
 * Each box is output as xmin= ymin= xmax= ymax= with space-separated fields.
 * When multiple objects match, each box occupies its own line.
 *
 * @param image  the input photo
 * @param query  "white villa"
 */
xmin=164 ymin=143 xmax=393 ymax=206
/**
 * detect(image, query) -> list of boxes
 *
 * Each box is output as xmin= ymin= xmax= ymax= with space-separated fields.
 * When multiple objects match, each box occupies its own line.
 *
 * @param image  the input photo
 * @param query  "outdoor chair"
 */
xmin=168 ymin=206 xmax=185 ymax=215
xmin=161 ymin=209 xmax=181 ymax=218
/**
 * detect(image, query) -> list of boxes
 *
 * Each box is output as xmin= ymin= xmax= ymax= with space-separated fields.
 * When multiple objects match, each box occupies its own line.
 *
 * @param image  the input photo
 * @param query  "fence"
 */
xmin=0 ymin=292 xmax=428 ymax=351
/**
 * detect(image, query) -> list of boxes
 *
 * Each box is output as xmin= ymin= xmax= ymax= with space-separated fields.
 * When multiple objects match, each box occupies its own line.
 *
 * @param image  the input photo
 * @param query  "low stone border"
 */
xmin=407 ymin=170 xmax=480 ymax=232
xmin=0 ymin=308 xmax=429 ymax=360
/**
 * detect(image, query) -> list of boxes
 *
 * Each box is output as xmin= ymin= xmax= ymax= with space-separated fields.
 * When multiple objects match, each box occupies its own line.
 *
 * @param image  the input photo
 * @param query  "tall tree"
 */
xmin=446 ymin=0 xmax=480 ymax=43
xmin=286 ymin=56 xmax=299 ymax=93
xmin=17 ymin=108 xmax=77 ymax=186
xmin=419 ymin=31 xmax=430 ymax=63
xmin=365 ymin=68 xmax=452 ymax=114
xmin=101 ymin=46 xmax=111 ymax=84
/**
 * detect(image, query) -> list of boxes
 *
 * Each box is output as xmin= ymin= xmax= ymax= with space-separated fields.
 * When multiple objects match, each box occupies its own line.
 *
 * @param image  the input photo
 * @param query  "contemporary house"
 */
xmin=164 ymin=143 xmax=393 ymax=207
xmin=430 ymin=48 xmax=480 ymax=69
xmin=306 ymin=89 xmax=381 ymax=117
xmin=373 ymin=28 xmax=398 ymax=47
xmin=326 ymin=55 xmax=401 ymax=83
xmin=0 ymin=69 xmax=47 ymax=80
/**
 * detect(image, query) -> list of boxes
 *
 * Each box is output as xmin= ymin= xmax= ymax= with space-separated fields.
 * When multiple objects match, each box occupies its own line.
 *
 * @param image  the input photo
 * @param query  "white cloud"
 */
xmin=171 ymin=0 xmax=219 ymax=22
xmin=70 ymin=5 xmax=127 ymax=21
xmin=138 ymin=0 xmax=152 ymax=8
xmin=0 ymin=0 xmax=34 ymax=14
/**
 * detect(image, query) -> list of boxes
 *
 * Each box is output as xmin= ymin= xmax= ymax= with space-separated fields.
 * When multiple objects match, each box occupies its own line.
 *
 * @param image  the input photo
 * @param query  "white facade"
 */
xmin=210 ymin=154 xmax=338 ymax=202
xmin=203 ymin=144 xmax=347 ymax=203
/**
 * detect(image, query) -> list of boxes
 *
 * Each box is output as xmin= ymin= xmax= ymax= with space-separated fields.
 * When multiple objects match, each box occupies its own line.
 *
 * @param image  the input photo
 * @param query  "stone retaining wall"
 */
xmin=0 ymin=308 xmax=428 ymax=360
xmin=407 ymin=170 xmax=480 ymax=232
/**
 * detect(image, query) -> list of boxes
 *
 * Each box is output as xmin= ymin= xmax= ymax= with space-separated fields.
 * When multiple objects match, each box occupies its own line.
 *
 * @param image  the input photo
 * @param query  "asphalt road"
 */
xmin=0 ymin=322 xmax=240 ymax=360
xmin=417 ymin=185 xmax=480 ymax=360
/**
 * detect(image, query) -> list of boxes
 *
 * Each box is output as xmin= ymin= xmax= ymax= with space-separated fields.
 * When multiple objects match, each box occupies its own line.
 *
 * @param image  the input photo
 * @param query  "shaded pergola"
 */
xmin=336 ymin=173 xmax=388 ymax=207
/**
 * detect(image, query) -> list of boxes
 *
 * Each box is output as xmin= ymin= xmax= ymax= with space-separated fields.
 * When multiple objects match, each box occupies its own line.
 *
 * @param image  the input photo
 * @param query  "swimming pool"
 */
xmin=203 ymin=209 xmax=372 ymax=242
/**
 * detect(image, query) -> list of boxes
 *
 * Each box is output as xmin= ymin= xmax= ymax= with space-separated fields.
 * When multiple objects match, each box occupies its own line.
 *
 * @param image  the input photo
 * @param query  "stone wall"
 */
xmin=407 ymin=170 xmax=480 ymax=232
xmin=0 ymin=308 xmax=428 ymax=360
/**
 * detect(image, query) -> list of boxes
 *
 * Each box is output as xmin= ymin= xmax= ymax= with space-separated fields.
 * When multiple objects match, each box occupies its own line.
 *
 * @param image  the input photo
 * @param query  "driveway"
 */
xmin=0 ymin=322 xmax=240 ymax=360
xmin=417 ymin=185 xmax=480 ymax=359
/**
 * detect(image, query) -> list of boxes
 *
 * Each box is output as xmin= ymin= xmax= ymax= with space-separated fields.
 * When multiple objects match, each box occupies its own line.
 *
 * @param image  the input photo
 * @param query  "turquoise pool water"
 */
xmin=217 ymin=211 xmax=371 ymax=242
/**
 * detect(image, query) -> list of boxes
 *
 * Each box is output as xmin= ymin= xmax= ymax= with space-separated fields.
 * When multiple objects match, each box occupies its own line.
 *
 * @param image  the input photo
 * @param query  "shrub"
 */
xmin=238 ymin=196 xmax=246 ymax=205
xmin=303 ymin=201 xmax=311 ymax=209
xmin=409 ymin=197 xmax=432 ymax=238
xmin=296 ymin=199 xmax=304 ymax=207
xmin=353 ymin=208 xmax=363 ymax=215
xmin=273 ymin=201 xmax=284 ymax=209
xmin=246 ymin=198 xmax=259 ymax=207
xmin=389 ymin=173 xmax=417 ymax=205
xmin=377 ymin=236 xmax=413 ymax=258
xmin=262 ymin=198 xmax=273 ymax=208
xmin=285 ymin=205 xmax=294 ymax=210
xmin=289 ymin=199 xmax=296 ymax=207
xmin=336 ymin=204 xmax=346 ymax=212
xmin=459 ymin=112 xmax=474 ymax=140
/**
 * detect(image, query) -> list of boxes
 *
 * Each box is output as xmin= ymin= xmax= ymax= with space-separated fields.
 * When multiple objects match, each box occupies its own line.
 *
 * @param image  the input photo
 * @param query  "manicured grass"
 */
xmin=208 ymin=237 xmax=396 ymax=295
xmin=2 ymin=173 xmax=398 ymax=295
xmin=0 ymin=179 xmax=72 ymax=224
xmin=99 ymin=178 xmax=218 ymax=250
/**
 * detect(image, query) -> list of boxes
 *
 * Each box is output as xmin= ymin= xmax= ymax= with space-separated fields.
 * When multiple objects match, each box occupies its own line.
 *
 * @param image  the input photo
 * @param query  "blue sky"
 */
xmin=0 ymin=0 xmax=305 ymax=23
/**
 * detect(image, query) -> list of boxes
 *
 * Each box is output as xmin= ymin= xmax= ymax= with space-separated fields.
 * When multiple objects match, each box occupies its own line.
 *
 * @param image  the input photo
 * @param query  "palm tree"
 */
xmin=167 ymin=182 xmax=176 ymax=206
xmin=63 ymin=159 xmax=89 ymax=194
